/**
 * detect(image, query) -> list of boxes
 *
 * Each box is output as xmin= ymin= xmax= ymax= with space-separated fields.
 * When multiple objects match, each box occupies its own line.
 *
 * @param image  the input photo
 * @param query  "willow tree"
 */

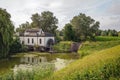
xmin=0 ymin=8 xmax=14 ymax=58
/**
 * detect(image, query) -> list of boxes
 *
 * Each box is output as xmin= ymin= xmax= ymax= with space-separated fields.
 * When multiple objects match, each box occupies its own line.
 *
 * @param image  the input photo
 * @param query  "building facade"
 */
xmin=19 ymin=28 xmax=55 ymax=51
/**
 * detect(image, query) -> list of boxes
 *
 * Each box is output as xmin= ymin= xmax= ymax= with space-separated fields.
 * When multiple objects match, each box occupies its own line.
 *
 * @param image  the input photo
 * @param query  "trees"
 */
xmin=17 ymin=11 xmax=58 ymax=35
xmin=100 ymin=29 xmax=118 ymax=36
xmin=118 ymin=31 xmax=120 ymax=37
xmin=63 ymin=23 xmax=75 ymax=41
xmin=31 ymin=11 xmax=58 ymax=34
xmin=0 ymin=8 xmax=14 ymax=58
xmin=9 ymin=37 xmax=22 ymax=54
xmin=9 ymin=37 xmax=28 ymax=54
xmin=101 ymin=30 xmax=108 ymax=36
xmin=31 ymin=13 xmax=41 ymax=28
xmin=16 ymin=21 xmax=31 ymax=33
xmin=70 ymin=13 xmax=100 ymax=41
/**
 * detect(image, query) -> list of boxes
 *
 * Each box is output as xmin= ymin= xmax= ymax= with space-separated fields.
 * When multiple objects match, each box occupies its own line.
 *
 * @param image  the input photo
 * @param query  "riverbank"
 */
xmin=0 ymin=52 xmax=79 ymax=76
xmin=46 ymin=45 xmax=120 ymax=80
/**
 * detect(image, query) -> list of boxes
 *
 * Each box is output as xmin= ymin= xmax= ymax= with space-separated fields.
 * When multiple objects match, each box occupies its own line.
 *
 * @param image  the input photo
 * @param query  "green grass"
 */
xmin=1 ymin=37 xmax=120 ymax=80
xmin=53 ymin=41 xmax=72 ymax=52
xmin=0 ymin=58 xmax=20 ymax=75
xmin=46 ymin=45 xmax=120 ymax=80
xmin=0 ymin=63 xmax=54 ymax=80
xmin=95 ymin=36 xmax=120 ymax=41
xmin=78 ymin=40 xmax=120 ymax=57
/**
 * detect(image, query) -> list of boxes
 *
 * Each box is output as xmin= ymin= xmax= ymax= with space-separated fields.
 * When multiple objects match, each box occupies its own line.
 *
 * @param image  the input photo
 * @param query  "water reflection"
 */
xmin=20 ymin=55 xmax=47 ymax=64
xmin=0 ymin=53 xmax=78 ymax=75
xmin=13 ymin=56 xmax=73 ymax=73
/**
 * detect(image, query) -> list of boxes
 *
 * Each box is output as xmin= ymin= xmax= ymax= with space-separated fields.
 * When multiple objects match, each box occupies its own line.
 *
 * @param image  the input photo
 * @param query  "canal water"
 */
xmin=0 ymin=53 xmax=79 ymax=75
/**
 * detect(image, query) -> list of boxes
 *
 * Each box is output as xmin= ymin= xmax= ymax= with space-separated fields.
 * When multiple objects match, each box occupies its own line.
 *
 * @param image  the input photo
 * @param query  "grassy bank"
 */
xmin=78 ymin=40 xmax=120 ymax=57
xmin=46 ymin=45 xmax=120 ymax=80
xmin=95 ymin=36 xmax=120 ymax=41
xmin=0 ymin=52 xmax=79 ymax=76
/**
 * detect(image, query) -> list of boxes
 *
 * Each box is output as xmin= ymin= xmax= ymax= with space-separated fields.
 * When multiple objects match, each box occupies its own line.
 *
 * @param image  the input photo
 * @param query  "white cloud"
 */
xmin=94 ymin=15 xmax=120 ymax=31
xmin=107 ymin=0 xmax=120 ymax=15
xmin=0 ymin=0 xmax=119 ymax=31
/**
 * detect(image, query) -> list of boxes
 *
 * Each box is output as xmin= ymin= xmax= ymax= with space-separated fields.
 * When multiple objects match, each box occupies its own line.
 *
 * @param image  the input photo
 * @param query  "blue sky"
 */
xmin=0 ymin=0 xmax=120 ymax=31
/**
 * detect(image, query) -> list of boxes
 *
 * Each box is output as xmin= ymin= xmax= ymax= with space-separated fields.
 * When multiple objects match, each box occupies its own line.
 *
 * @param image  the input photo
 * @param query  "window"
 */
xmin=22 ymin=41 xmax=24 ymax=44
xmin=28 ymin=38 xmax=29 ymax=44
xmin=39 ymin=39 xmax=41 ymax=44
xmin=32 ymin=38 xmax=34 ymax=44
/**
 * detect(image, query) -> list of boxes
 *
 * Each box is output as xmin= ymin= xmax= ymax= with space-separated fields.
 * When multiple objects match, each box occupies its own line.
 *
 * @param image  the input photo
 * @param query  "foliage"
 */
xmin=16 ymin=11 xmax=58 ymax=36
xmin=31 ymin=11 xmax=58 ymax=34
xmin=9 ymin=38 xmax=22 ymax=54
xmin=95 ymin=36 xmax=120 ymax=41
xmin=55 ymin=30 xmax=63 ymax=43
xmin=118 ymin=31 xmax=120 ymax=36
xmin=55 ymin=34 xmax=62 ymax=43
xmin=0 ymin=8 xmax=14 ymax=58
xmin=16 ymin=21 xmax=31 ymax=33
xmin=46 ymin=45 xmax=120 ymax=80
xmin=70 ymin=13 xmax=100 ymax=41
xmin=98 ymin=29 xmax=118 ymax=36
xmin=63 ymin=23 xmax=75 ymax=41
xmin=9 ymin=37 xmax=28 ymax=54
xmin=0 ymin=63 xmax=54 ymax=80
xmin=100 ymin=30 xmax=108 ymax=36
xmin=53 ymin=41 xmax=72 ymax=53
xmin=0 ymin=58 xmax=20 ymax=75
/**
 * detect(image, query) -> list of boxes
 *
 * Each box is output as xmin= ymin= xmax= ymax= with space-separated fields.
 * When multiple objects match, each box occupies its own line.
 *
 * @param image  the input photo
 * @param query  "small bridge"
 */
xmin=70 ymin=42 xmax=82 ymax=52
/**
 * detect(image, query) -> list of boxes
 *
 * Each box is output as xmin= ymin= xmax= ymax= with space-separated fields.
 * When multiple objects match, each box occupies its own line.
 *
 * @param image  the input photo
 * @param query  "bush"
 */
xmin=53 ymin=41 xmax=72 ymax=53
xmin=9 ymin=37 xmax=28 ymax=54
xmin=9 ymin=38 xmax=23 ymax=54
xmin=0 ymin=63 xmax=54 ymax=80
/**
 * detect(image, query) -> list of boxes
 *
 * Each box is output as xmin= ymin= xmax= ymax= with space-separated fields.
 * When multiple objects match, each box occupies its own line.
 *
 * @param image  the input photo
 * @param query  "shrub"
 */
xmin=9 ymin=37 xmax=28 ymax=54
xmin=0 ymin=63 xmax=54 ymax=80
xmin=53 ymin=41 xmax=72 ymax=53
xmin=9 ymin=38 xmax=23 ymax=54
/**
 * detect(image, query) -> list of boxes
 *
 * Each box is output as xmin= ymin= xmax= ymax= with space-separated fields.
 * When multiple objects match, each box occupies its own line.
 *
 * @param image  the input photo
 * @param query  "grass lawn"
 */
xmin=95 ymin=36 xmax=120 ymax=41
xmin=1 ymin=36 xmax=120 ymax=80
xmin=46 ymin=45 xmax=120 ymax=80
xmin=78 ymin=40 xmax=120 ymax=57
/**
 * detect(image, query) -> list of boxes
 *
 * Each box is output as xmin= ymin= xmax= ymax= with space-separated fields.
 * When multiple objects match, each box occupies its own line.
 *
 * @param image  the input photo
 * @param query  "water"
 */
xmin=0 ymin=53 xmax=79 ymax=75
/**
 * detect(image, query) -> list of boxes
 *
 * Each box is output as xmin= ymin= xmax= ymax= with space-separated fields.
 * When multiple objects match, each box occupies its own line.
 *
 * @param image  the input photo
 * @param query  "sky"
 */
xmin=0 ymin=0 xmax=120 ymax=31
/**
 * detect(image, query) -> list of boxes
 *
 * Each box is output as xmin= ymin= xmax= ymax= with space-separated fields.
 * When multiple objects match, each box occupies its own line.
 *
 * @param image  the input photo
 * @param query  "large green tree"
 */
xmin=71 ymin=13 xmax=100 ymax=41
xmin=63 ymin=23 xmax=75 ymax=41
xmin=31 ymin=11 xmax=58 ymax=34
xmin=31 ymin=13 xmax=41 ymax=28
xmin=0 ymin=8 xmax=14 ymax=58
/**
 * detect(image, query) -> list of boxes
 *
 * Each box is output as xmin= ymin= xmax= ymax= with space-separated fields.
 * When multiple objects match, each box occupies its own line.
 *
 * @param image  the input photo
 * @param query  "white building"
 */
xmin=19 ymin=28 xmax=55 ymax=51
